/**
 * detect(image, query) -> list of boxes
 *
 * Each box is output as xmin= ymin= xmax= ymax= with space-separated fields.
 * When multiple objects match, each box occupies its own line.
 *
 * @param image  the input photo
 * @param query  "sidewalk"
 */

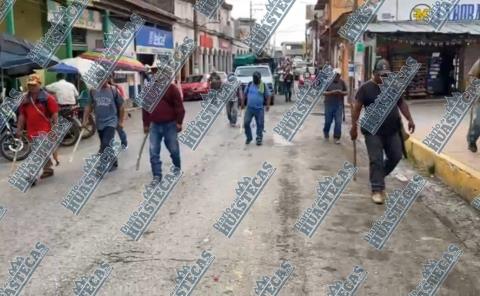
xmin=404 ymin=99 xmax=480 ymax=201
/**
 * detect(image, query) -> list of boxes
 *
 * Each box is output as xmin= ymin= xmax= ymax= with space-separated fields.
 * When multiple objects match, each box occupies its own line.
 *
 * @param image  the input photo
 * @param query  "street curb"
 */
xmin=405 ymin=137 xmax=480 ymax=202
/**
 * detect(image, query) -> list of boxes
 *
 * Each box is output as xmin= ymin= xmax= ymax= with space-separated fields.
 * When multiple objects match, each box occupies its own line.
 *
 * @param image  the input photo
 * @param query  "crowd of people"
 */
xmin=9 ymin=56 xmax=480 ymax=203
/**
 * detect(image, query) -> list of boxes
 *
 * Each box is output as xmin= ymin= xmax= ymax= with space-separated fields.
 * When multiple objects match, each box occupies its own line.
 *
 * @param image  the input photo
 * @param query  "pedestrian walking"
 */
xmin=241 ymin=71 xmax=272 ymax=146
xmin=350 ymin=59 xmax=415 ymax=204
xmin=108 ymin=77 xmax=128 ymax=149
xmin=16 ymin=74 xmax=59 ymax=181
xmin=467 ymin=57 xmax=480 ymax=153
xmin=82 ymin=78 xmax=125 ymax=172
xmin=225 ymin=73 xmax=242 ymax=127
xmin=323 ymin=68 xmax=348 ymax=144
xmin=142 ymin=82 xmax=185 ymax=184
xmin=284 ymin=70 xmax=294 ymax=102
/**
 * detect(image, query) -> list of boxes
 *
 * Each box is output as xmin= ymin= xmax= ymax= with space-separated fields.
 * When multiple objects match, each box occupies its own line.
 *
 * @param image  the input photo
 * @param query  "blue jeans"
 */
xmin=149 ymin=121 xmax=181 ymax=178
xmin=117 ymin=126 xmax=128 ymax=147
xmin=244 ymin=107 xmax=264 ymax=142
xmin=323 ymin=102 xmax=343 ymax=139
xmin=98 ymin=126 xmax=118 ymax=167
xmin=468 ymin=104 xmax=480 ymax=144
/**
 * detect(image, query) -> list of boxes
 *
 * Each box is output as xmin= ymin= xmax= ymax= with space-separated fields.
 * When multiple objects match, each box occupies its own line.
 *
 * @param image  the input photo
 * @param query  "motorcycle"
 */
xmin=59 ymin=106 xmax=82 ymax=147
xmin=0 ymin=113 xmax=31 ymax=162
xmin=76 ymin=106 xmax=96 ymax=139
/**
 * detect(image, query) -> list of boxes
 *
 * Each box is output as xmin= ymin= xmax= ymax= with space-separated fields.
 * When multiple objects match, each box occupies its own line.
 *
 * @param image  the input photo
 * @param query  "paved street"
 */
xmin=0 ymin=98 xmax=479 ymax=295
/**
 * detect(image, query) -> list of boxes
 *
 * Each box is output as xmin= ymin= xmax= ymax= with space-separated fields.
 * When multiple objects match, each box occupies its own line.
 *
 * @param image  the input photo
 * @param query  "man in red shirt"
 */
xmin=142 ymin=82 xmax=185 ymax=184
xmin=16 ymin=74 xmax=59 ymax=179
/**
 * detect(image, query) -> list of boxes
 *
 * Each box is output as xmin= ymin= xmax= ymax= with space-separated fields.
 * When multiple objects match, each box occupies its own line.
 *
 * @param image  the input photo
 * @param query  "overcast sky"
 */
xmin=226 ymin=0 xmax=318 ymax=48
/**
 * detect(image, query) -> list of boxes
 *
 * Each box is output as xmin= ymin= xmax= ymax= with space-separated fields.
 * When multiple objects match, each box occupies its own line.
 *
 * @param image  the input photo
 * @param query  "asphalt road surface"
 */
xmin=0 ymin=96 xmax=479 ymax=295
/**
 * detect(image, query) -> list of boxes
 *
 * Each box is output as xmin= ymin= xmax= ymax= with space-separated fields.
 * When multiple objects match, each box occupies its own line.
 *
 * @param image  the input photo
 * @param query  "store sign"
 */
xmin=47 ymin=0 xmax=102 ymax=31
xmin=377 ymin=0 xmax=480 ymax=21
xmin=135 ymin=26 xmax=173 ymax=55
xmin=200 ymin=34 xmax=214 ymax=48
xmin=219 ymin=38 xmax=231 ymax=51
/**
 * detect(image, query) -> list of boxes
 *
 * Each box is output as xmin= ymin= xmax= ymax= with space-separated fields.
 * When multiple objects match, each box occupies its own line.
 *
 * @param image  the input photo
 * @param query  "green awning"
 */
xmin=234 ymin=54 xmax=256 ymax=66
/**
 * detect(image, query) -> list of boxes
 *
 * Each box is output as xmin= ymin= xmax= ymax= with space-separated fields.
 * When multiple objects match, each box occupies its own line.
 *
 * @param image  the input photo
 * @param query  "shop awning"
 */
xmin=365 ymin=21 xmax=480 ymax=35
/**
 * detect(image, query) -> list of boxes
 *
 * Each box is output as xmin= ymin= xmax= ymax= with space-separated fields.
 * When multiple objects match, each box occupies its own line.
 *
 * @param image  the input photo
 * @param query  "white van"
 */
xmin=234 ymin=65 xmax=275 ymax=105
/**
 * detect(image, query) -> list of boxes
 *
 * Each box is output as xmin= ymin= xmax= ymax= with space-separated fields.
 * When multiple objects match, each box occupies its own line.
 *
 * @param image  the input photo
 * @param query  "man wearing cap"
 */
xmin=241 ymin=71 xmax=271 ymax=146
xmin=467 ymin=57 xmax=480 ymax=153
xmin=16 ymin=74 xmax=59 ymax=179
xmin=323 ymin=68 xmax=348 ymax=144
xmin=350 ymin=59 xmax=415 ymax=204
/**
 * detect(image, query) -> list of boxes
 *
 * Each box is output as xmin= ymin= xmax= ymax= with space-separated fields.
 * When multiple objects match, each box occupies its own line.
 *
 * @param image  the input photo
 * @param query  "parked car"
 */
xmin=181 ymin=72 xmax=227 ymax=101
xmin=234 ymin=65 xmax=275 ymax=105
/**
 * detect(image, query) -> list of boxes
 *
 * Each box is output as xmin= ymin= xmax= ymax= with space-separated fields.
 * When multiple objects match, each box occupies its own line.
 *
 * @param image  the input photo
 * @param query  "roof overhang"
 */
xmin=365 ymin=21 xmax=480 ymax=35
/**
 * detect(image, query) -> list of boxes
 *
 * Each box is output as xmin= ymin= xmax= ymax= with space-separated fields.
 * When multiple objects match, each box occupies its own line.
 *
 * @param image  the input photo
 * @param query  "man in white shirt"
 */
xmin=45 ymin=73 xmax=78 ymax=107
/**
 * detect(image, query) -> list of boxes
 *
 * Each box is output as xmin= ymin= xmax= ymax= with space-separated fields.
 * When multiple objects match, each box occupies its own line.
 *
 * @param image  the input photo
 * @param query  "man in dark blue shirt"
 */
xmin=241 ymin=71 xmax=271 ymax=146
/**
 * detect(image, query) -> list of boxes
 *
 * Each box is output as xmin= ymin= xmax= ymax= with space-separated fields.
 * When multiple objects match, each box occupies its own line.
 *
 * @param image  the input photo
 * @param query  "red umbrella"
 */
xmin=79 ymin=51 xmax=146 ymax=72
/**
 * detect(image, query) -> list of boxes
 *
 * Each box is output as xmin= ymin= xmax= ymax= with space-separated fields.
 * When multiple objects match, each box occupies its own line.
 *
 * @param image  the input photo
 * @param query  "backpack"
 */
xmin=245 ymin=81 xmax=268 ymax=106
xmin=89 ymin=86 xmax=122 ymax=118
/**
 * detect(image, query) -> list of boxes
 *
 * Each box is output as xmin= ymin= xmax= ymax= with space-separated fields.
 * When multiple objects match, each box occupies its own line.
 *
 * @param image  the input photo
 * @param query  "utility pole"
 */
xmin=194 ymin=9 xmax=199 ymax=74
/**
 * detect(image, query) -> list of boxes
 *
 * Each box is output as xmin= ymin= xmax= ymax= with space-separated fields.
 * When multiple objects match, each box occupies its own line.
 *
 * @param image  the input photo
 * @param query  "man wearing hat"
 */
xmin=16 ymin=74 xmax=59 ymax=179
xmin=323 ymin=68 xmax=348 ymax=144
xmin=350 ymin=59 xmax=415 ymax=204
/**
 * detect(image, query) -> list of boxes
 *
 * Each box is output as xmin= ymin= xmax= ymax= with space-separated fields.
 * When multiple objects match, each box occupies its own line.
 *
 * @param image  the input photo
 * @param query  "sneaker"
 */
xmin=246 ymin=139 xmax=252 ymax=145
xmin=122 ymin=144 xmax=128 ymax=150
xmin=468 ymin=142 xmax=477 ymax=153
xmin=334 ymin=139 xmax=341 ymax=145
xmin=40 ymin=170 xmax=54 ymax=179
xmin=371 ymin=192 xmax=385 ymax=204
xmin=256 ymin=140 xmax=263 ymax=146
xmin=151 ymin=176 xmax=162 ymax=186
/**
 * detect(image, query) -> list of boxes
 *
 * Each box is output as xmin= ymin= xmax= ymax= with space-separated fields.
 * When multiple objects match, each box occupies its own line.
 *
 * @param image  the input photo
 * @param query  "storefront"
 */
xmin=365 ymin=22 xmax=480 ymax=99
xmin=199 ymin=33 xmax=215 ymax=74
xmin=219 ymin=38 xmax=233 ymax=73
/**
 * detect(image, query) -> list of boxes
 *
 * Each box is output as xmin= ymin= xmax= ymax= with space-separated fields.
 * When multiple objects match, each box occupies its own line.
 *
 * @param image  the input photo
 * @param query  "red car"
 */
xmin=181 ymin=72 xmax=227 ymax=101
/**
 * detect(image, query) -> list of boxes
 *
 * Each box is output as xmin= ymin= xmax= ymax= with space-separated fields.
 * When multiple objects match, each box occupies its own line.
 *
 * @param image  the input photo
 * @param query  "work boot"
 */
xmin=468 ymin=142 xmax=477 ymax=153
xmin=371 ymin=192 xmax=385 ymax=204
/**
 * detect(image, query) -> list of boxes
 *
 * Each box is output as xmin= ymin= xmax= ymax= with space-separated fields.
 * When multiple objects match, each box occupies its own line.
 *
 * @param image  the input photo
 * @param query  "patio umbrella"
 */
xmin=60 ymin=57 xmax=96 ymax=76
xmin=79 ymin=51 xmax=146 ymax=72
xmin=48 ymin=62 xmax=79 ymax=74
xmin=0 ymin=33 xmax=60 ymax=77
